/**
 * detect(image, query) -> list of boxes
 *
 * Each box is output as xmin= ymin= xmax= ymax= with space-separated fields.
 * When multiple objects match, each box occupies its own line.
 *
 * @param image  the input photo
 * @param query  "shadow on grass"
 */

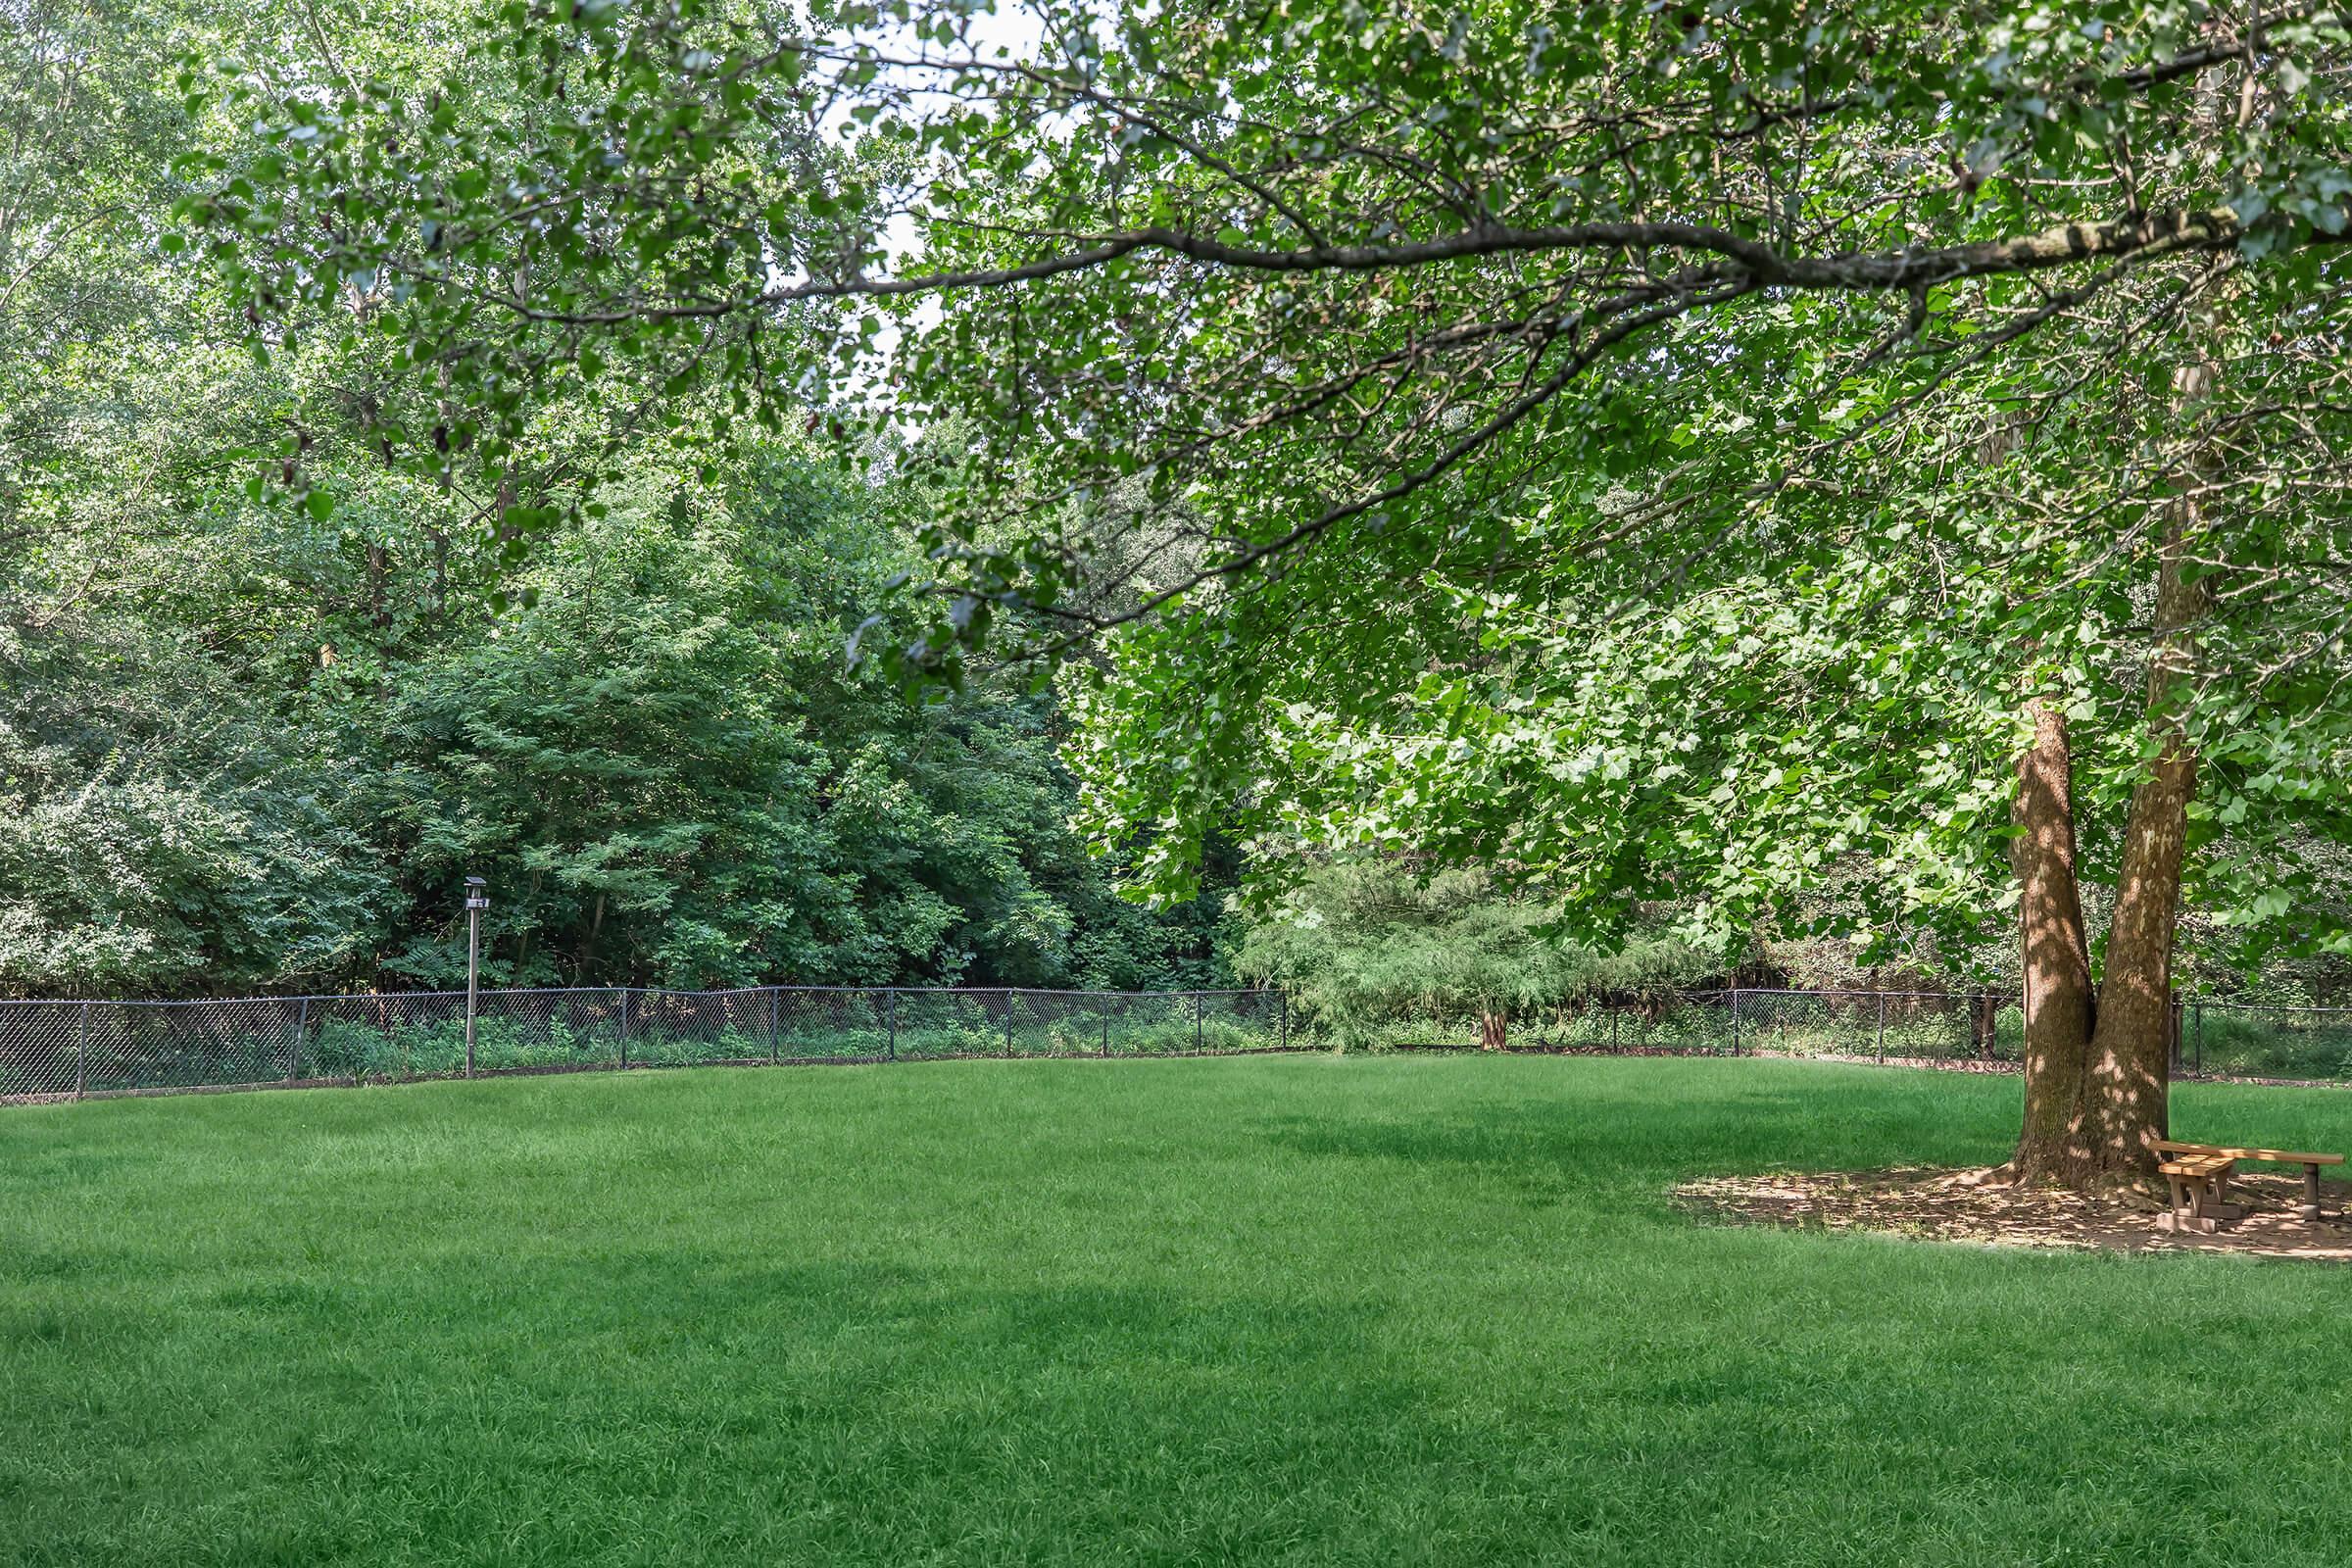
xmin=1251 ymin=1082 xmax=1836 ymax=1206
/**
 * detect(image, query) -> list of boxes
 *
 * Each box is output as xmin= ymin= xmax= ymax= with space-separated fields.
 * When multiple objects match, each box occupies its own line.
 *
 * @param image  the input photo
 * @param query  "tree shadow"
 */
xmin=1250 ymin=1083 xmax=1827 ymax=1206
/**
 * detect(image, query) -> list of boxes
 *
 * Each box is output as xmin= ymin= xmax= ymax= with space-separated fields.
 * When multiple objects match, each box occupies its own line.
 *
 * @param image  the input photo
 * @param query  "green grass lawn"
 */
xmin=7 ymin=1055 xmax=2352 ymax=1567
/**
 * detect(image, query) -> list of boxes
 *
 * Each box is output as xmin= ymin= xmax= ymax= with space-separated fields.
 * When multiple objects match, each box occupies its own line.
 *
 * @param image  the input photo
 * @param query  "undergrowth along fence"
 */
xmin=7 ymin=985 xmax=2351 ymax=1105
xmin=1339 ymin=988 xmax=2352 ymax=1086
xmin=0 ymin=987 xmax=1289 ymax=1102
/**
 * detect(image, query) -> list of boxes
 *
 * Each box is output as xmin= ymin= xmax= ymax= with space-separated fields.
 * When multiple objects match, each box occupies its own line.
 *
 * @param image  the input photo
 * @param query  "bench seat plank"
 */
xmin=2153 ymin=1140 xmax=2343 ymax=1167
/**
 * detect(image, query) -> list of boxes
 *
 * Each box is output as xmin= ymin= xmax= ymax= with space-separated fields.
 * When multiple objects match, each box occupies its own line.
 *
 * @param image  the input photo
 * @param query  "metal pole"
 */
xmin=1876 ymin=992 xmax=1886 ymax=1064
xmin=1611 ymin=1004 xmax=1620 ymax=1053
xmin=74 ymin=1000 xmax=88 ymax=1100
xmin=768 ymin=987 xmax=780 ymax=1065
xmin=887 ymin=988 xmax=898 ymax=1060
xmin=2194 ymin=999 xmax=2204 ymax=1076
xmin=465 ymin=906 xmax=480 ymax=1079
xmin=617 ymin=990 xmax=629 ymax=1069
xmin=1279 ymin=991 xmax=1289 ymax=1052
xmin=1004 ymin=991 xmax=1015 ymax=1057
xmin=1729 ymin=987 xmax=1740 ymax=1056
xmin=1196 ymin=993 xmax=1204 ymax=1054
xmin=291 ymin=997 xmax=309 ymax=1083
xmin=1102 ymin=1004 xmax=1110 ymax=1057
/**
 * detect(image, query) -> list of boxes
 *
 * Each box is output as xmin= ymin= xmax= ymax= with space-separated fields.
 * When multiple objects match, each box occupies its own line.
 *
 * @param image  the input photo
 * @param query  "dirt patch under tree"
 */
xmin=1677 ymin=1165 xmax=2352 ymax=1260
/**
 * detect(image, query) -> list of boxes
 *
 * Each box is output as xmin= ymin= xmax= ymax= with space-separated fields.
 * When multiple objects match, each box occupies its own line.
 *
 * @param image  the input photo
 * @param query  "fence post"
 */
xmin=1611 ymin=1004 xmax=1620 ymax=1054
xmin=1102 ymin=1002 xmax=1110 ymax=1058
xmin=1278 ymin=991 xmax=1288 ymax=1052
xmin=291 ymin=997 xmax=309 ymax=1083
xmin=1729 ymin=987 xmax=1740 ymax=1056
xmin=1876 ymin=992 xmax=1886 ymax=1064
xmin=464 ymin=900 xmax=482 ymax=1080
xmin=2194 ymin=999 xmax=2204 ymax=1076
xmin=617 ymin=990 xmax=629 ymax=1069
xmin=74 ymin=1001 xmax=89 ymax=1101
xmin=887 ymin=988 xmax=898 ymax=1060
xmin=768 ymin=988 xmax=780 ymax=1065
xmin=1196 ymin=993 xmax=1205 ymax=1054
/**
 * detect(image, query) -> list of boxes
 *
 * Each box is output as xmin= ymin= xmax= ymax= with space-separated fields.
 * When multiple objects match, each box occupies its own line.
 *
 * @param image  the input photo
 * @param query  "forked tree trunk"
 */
xmin=1988 ymin=410 xmax=2107 ymax=1184
xmin=2010 ymin=696 xmax=2101 ymax=1183
xmin=1480 ymin=1010 xmax=1507 ymax=1052
xmin=2008 ymin=353 xmax=2217 ymax=1187
xmin=2077 ymin=508 xmax=2210 ymax=1179
xmin=2075 ymin=359 xmax=2217 ymax=1180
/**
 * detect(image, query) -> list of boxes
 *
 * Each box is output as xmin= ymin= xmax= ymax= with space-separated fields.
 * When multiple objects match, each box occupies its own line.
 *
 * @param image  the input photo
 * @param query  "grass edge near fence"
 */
xmin=10 ymin=984 xmax=2352 ymax=1102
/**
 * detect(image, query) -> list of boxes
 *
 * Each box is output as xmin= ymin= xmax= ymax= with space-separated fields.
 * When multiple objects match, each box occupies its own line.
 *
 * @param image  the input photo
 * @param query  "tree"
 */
xmin=375 ymin=460 xmax=1236 ymax=990
xmin=3 ymin=0 xmax=1247 ymax=998
xmin=1235 ymin=861 xmax=1713 ymax=1050
xmin=0 ymin=612 xmax=390 ymax=993
xmin=192 ymin=1 xmax=2352 ymax=1182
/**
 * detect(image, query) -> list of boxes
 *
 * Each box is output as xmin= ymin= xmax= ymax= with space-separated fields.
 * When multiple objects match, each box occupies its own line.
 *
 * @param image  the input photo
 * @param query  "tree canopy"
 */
xmin=186 ymin=0 xmax=2352 ymax=930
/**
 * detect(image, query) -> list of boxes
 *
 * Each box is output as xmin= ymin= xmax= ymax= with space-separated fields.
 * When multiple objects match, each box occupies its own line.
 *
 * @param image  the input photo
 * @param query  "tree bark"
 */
xmin=2078 ymin=496 xmax=2210 ymax=1177
xmin=1480 ymin=1009 xmax=1507 ymax=1052
xmin=2009 ymin=696 xmax=2101 ymax=1182
xmin=1969 ymin=992 xmax=2001 ymax=1057
xmin=2007 ymin=340 xmax=2218 ymax=1187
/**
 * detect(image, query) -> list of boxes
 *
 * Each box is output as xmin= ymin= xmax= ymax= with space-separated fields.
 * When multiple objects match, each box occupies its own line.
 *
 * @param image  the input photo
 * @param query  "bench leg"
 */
xmin=2207 ymin=1168 xmax=2244 ymax=1222
xmin=2302 ymin=1165 xmax=2323 ymax=1222
xmin=2181 ymin=1178 xmax=2243 ymax=1227
xmin=2157 ymin=1179 xmax=2217 ymax=1234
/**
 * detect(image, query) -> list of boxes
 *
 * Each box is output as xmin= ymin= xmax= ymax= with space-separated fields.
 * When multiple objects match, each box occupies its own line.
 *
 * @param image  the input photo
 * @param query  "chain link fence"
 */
xmin=0 ymin=987 xmax=1293 ymax=1104
xmin=1309 ymin=989 xmax=2020 ymax=1061
xmin=1303 ymin=988 xmax=2352 ymax=1084
xmin=2175 ymin=1001 xmax=2352 ymax=1082
xmin=10 ymin=985 xmax=2350 ymax=1107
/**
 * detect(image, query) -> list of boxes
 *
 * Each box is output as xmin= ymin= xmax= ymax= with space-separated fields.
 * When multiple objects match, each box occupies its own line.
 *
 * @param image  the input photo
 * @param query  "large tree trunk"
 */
xmin=2009 ymin=695 xmax=2101 ymax=1182
xmin=1986 ymin=407 xmax=2109 ymax=1184
xmin=2078 ymin=497 xmax=2210 ymax=1178
xmin=1479 ymin=1009 xmax=1507 ymax=1052
xmin=2009 ymin=349 xmax=2217 ymax=1187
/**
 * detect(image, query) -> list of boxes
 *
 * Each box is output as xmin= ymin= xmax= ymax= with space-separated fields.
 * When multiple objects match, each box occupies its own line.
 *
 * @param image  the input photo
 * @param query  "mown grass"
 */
xmin=5 ymin=1054 xmax=2351 ymax=1567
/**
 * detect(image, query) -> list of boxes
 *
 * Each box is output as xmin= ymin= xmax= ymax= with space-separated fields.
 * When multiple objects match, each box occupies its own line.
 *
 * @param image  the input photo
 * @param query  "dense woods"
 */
xmin=4 ymin=442 xmax=1239 ymax=994
xmin=0 ymin=0 xmax=1236 ymax=996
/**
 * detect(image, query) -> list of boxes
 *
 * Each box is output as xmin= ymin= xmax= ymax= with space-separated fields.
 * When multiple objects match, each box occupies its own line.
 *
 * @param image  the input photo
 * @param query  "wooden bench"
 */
xmin=2153 ymin=1139 xmax=2344 ymax=1230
